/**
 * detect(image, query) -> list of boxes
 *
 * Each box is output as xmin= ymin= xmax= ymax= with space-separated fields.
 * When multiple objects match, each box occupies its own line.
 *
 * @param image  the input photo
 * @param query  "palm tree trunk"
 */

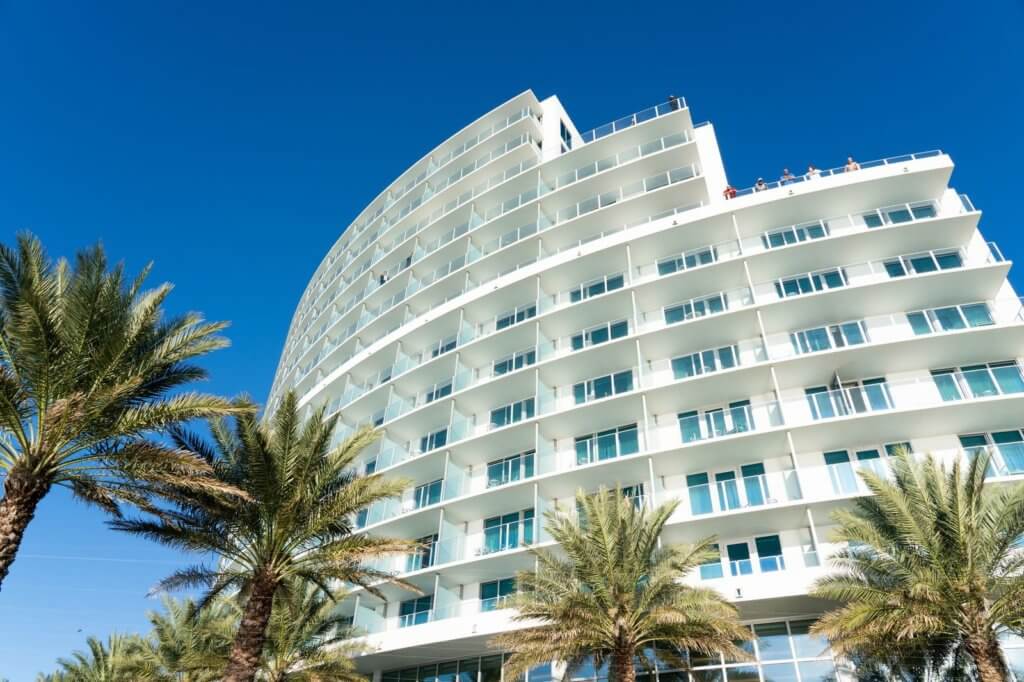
xmin=222 ymin=575 xmax=277 ymax=682
xmin=0 ymin=467 xmax=50 ymax=590
xmin=610 ymin=646 xmax=636 ymax=682
xmin=966 ymin=632 xmax=1009 ymax=682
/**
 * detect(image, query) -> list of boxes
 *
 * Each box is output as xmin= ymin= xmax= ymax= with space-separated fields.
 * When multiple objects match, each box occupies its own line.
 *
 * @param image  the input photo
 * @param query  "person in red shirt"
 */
xmin=723 ymin=185 xmax=737 ymax=200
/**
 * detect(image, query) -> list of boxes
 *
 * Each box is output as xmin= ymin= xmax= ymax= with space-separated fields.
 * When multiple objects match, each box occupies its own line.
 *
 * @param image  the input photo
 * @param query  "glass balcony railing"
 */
xmin=577 ymin=96 xmax=688 ymax=144
xmin=731 ymin=150 xmax=944 ymax=198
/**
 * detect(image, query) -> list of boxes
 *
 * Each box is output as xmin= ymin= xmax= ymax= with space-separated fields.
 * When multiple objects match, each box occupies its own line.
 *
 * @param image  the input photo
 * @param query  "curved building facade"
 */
xmin=268 ymin=90 xmax=1024 ymax=681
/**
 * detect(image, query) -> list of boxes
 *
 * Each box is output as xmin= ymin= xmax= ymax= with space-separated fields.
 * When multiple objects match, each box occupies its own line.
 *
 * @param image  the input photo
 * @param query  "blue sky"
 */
xmin=1 ymin=0 xmax=1022 ymax=677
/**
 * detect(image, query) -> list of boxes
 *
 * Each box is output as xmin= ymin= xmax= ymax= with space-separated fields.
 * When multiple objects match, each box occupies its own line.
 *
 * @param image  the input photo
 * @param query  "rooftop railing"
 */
xmin=729 ymin=150 xmax=944 ymax=198
xmin=578 ymin=97 xmax=688 ymax=144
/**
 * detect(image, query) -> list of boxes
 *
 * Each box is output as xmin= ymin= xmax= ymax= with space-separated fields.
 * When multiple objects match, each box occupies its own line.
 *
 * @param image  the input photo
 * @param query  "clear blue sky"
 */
xmin=1 ymin=0 xmax=1022 ymax=678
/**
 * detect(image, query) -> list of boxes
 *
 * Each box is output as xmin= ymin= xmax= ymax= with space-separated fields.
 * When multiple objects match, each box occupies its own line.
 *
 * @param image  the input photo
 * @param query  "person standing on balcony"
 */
xmin=754 ymin=178 xmax=768 ymax=192
xmin=845 ymin=156 xmax=861 ymax=172
xmin=667 ymin=94 xmax=681 ymax=111
xmin=805 ymin=164 xmax=821 ymax=180
xmin=780 ymin=168 xmax=797 ymax=184
xmin=723 ymin=185 xmax=737 ymax=200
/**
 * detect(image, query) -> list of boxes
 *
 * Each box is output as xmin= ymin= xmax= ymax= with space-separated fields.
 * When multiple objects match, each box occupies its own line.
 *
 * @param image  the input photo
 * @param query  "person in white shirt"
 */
xmin=754 ymin=178 xmax=768 ymax=192
xmin=805 ymin=164 xmax=821 ymax=180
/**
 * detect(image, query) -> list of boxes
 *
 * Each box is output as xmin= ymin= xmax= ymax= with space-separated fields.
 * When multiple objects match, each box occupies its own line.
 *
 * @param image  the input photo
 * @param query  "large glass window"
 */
xmin=571 ymin=319 xmax=629 ymax=351
xmin=884 ymin=248 xmax=963 ymax=277
xmin=419 ymin=427 xmax=448 ymax=453
xmin=664 ymin=292 xmax=726 ymax=324
xmin=575 ymin=423 xmax=640 ymax=465
xmin=761 ymin=220 xmax=828 ymax=249
xmin=805 ymin=378 xmax=891 ymax=419
xmin=406 ymin=533 xmax=437 ymax=571
xmin=959 ymin=430 xmax=1024 ymax=477
xmin=790 ymin=320 xmax=867 ymax=354
xmin=672 ymin=345 xmax=738 ymax=379
xmin=413 ymin=479 xmax=442 ymax=509
xmin=699 ymin=543 xmax=723 ymax=580
xmin=490 ymin=397 xmax=535 ymax=428
xmin=480 ymin=577 xmax=516 ymax=611
xmin=493 ymin=347 xmax=536 ymax=375
xmin=573 ymin=370 xmax=634 ymax=404
xmin=431 ymin=334 xmax=458 ymax=358
xmin=755 ymin=535 xmax=785 ymax=572
xmin=677 ymin=400 xmax=754 ymax=442
xmin=425 ymin=381 xmax=452 ymax=403
xmin=687 ymin=473 xmax=713 ymax=515
xmin=496 ymin=303 xmax=537 ymax=330
xmin=907 ymin=302 xmax=994 ymax=335
xmin=486 ymin=450 xmax=535 ymax=488
xmin=774 ymin=268 xmax=846 ymax=298
xmin=569 ymin=273 xmax=625 ymax=302
xmin=483 ymin=509 xmax=534 ymax=554
xmin=657 ymin=245 xmax=717 ymax=275
xmin=399 ymin=594 xmax=433 ymax=627
xmin=933 ymin=361 xmax=1024 ymax=401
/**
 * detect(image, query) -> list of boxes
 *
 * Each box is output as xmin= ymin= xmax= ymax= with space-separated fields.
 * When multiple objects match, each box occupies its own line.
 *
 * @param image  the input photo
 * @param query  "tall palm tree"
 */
xmin=112 ymin=391 xmax=417 ymax=682
xmin=128 ymin=596 xmax=239 ymax=681
xmin=812 ymin=450 xmax=1024 ymax=682
xmin=491 ymin=487 xmax=749 ymax=682
xmin=39 ymin=633 xmax=145 ymax=681
xmin=0 ymin=233 xmax=242 ymax=588
xmin=259 ymin=580 xmax=365 ymax=682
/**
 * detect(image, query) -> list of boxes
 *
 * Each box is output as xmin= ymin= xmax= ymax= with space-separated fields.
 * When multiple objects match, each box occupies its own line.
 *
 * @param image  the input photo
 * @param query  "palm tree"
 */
xmin=0 ymin=233 xmax=242 ymax=588
xmin=491 ymin=487 xmax=749 ymax=682
xmin=128 ymin=596 xmax=239 ymax=681
xmin=40 ymin=633 xmax=145 ymax=681
xmin=259 ymin=580 xmax=365 ymax=682
xmin=111 ymin=391 xmax=417 ymax=682
xmin=812 ymin=450 xmax=1024 ymax=681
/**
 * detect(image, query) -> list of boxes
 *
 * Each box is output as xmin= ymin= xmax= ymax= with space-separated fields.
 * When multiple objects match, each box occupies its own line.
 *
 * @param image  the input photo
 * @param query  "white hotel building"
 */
xmin=267 ymin=91 xmax=1024 ymax=681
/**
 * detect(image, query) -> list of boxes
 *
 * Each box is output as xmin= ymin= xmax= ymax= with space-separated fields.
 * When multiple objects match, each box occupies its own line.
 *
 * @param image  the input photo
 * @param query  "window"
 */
xmin=575 ymin=423 xmax=640 ymax=464
xmin=804 ymin=378 xmax=891 ymax=419
xmin=933 ymin=362 xmax=1024 ymax=401
xmin=490 ymin=397 xmax=535 ymax=428
xmin=399 ymin=595 xmax=433 ymax=627
xmin=774 ymin=268 xmax=846 ymax=298
xmin=496 ymin=303 xmax=537 ymax=330
xmin=559 ymin=120 xmax=572 ymax=150
xmin=664 ymin=292 xmax=726 ymax=324
xmin=569 ymin=273 xmax=624 ymax=302
xmin=480 ymin=577 xmax=516 ymax=611
xmin=406 ymin=533 xmax=437 ymax=571
xmin=413 ymin=479 xmax=442 ymax=509
xmin=425 ymin=381 xmax=452 ymax=403
xmin=699 ymin=543 xmax=724 ymax=580
xmin=726 ymin=542 xmax=752 ymax=576
xmin=486 ymin=450 xmax=535 ymax=488
xmin=573 ymin=370 xmax=634 ymax=404
xmin=907 ymin=302 xmax=994 ymax=335
xmin=755 ymin=534 xmax=785 ymax=572
xmin=430 ymin=334 xmax=457 ymax=358
xmin=959 ymin=431 xmax=1024 ymax=477
xmin=790 ymin=320 xmax=868 ymax=354
xmin=884 ymin=248 xmax=963 ymax=277
xmin=493 ymin=347 xmax=536 ymax=375
xmin=862 ymin=201 xmax=938 ymax=228
xmin=687 ymin=473 xmax=713 ymax=515
xmin=621 ymin=483 xmax=645 ymax=509
xmin=657 ymin=245 xmax=717 ymax=275
xmin=678 ymin=401 xmax=753 ymax=442
xmin=571 ymin=319 xmax=629 ymax=350
xmin=689 ymin=463 xmax=767 ymax=514
xmin=483 ymin=509 xmax=534 ymax=554
xmin=418 ymin=427 xmax=448 ymax=453
xmin=671 ymin=345 xmax=738 ymax=379
xmin=761 ymin=220 xmax=828 ymax=249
